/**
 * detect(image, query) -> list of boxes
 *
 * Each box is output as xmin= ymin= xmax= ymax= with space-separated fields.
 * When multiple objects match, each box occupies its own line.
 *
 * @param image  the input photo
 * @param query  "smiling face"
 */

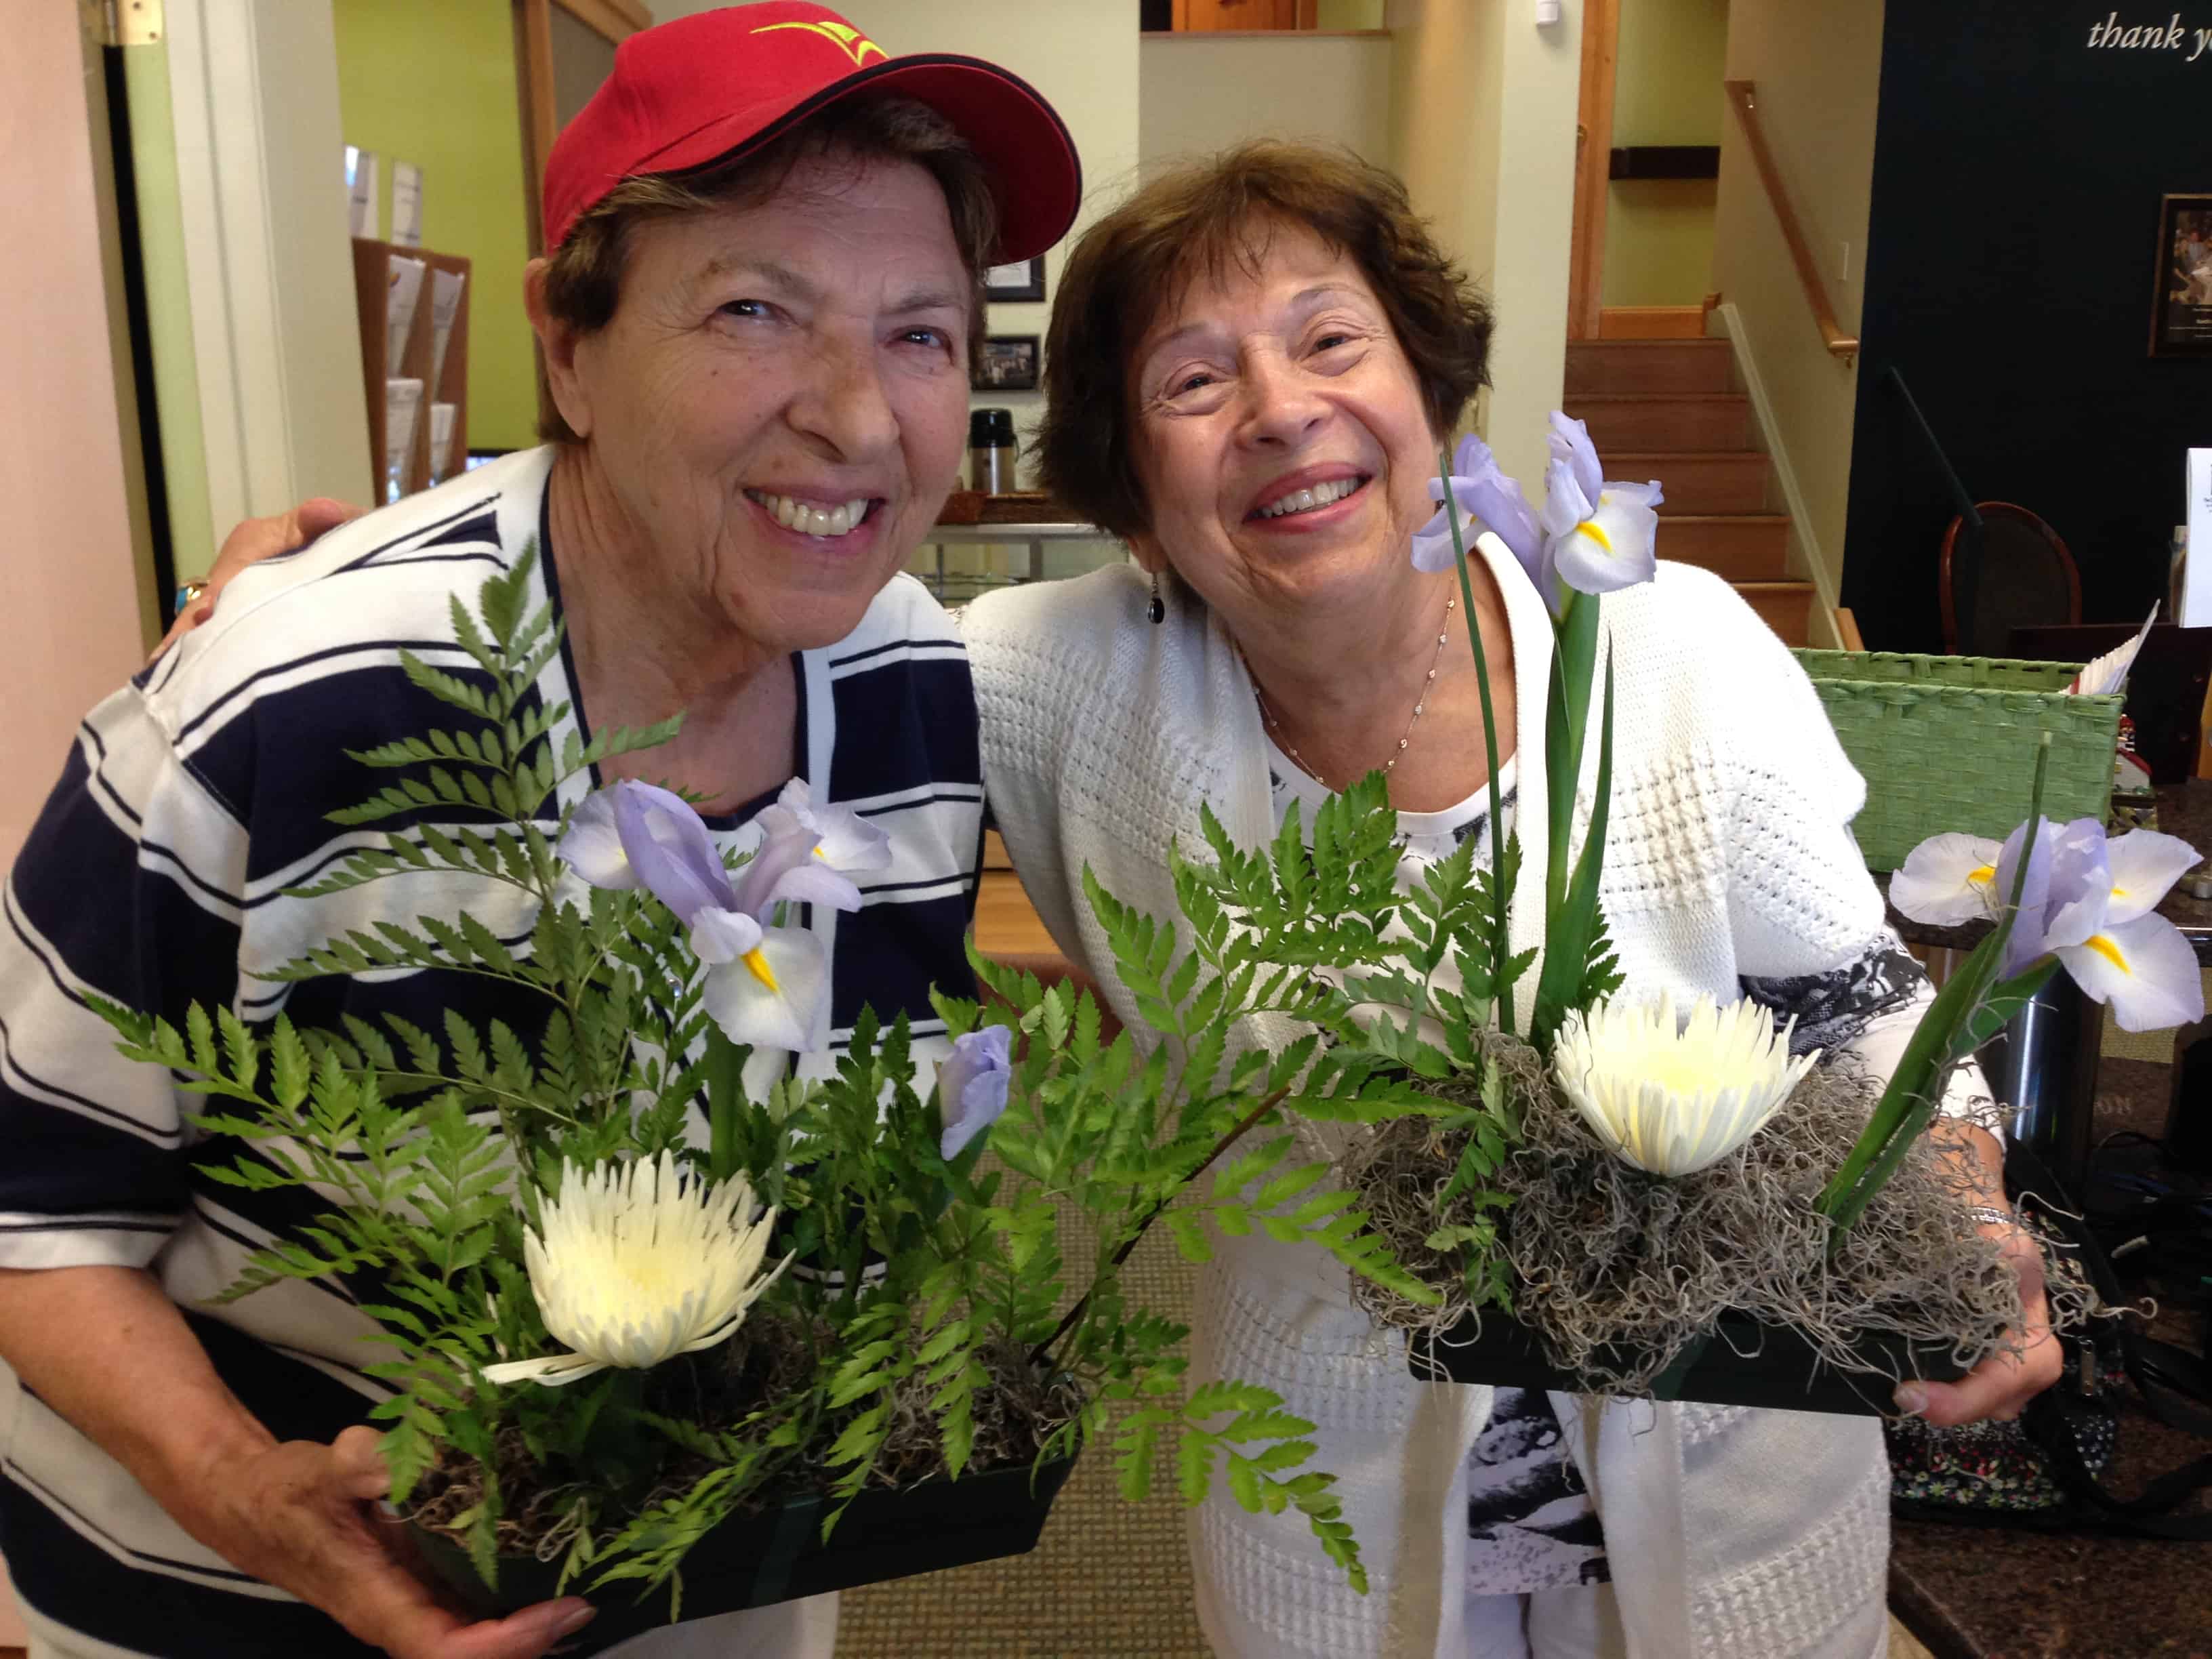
xmin=1126 ymin=223 xmax=1441 ymax=631
xmin=540 ymin=154 xmax=973 ymax=655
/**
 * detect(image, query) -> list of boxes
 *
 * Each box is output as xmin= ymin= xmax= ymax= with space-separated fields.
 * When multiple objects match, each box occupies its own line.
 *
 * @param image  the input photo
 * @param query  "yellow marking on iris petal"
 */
xmin=743 ymin=947 xmax=781 ymax=992
xmin=2083 ymin=935 xmax=2129 ymax=974
xmin=1576 ymin=520 xmax=1614 ymax=552
xmin=1967 ymin=864 xmax=1996 ymax=887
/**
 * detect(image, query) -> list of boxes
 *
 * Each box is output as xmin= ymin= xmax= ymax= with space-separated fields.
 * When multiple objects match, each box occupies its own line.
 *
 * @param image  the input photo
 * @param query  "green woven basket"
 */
xmin=1789 ymin=650 xmax=2122 ymax=871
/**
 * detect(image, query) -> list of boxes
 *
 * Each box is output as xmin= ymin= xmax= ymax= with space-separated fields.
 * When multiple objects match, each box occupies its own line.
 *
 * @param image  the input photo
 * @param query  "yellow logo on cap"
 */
xmin=752 ymin=20 xmax=888 ymax=66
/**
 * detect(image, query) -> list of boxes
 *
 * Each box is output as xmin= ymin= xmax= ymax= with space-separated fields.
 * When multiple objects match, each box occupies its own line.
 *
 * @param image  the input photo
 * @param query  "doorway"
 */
xmin=1567 ymin=0 xmax=1729 ymax=341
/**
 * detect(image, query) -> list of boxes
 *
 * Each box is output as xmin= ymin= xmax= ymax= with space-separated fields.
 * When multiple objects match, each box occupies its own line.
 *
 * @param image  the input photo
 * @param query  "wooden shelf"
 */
xmin=350 ymin=239 xmax=473 ymax=501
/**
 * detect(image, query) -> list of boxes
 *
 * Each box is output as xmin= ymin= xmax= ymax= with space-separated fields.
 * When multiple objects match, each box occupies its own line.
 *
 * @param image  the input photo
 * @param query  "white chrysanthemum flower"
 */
xmin=482 ymin=1153 xmax=789 ymax=1388
xmin=1552 ymin=992 xmax=1818 ymax=1178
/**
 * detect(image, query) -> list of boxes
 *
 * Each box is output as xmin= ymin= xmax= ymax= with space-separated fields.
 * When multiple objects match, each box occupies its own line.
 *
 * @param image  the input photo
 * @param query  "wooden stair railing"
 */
xmin=1723 ymin=80 xmax=1859 ymax=363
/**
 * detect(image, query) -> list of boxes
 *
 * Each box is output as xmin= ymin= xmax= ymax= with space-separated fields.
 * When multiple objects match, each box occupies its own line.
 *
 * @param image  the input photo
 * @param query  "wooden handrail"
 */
xmin=1724 ymin=80 xmax=1859 ymax=362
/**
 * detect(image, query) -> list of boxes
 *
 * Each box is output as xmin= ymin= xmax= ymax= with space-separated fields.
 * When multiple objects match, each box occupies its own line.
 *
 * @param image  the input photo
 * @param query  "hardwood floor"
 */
xmin=972 ymin=869 xmax=1057 ymax=957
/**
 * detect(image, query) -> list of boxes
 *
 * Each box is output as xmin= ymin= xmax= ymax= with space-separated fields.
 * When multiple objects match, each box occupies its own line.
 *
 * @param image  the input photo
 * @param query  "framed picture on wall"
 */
xmin=984 ymin=257 xmax=1046 ymax=303
xmin=2151 ymin=194 xmax=2212 ymax=357
xmin=973 ymin=335 xmax=1041 ymax=392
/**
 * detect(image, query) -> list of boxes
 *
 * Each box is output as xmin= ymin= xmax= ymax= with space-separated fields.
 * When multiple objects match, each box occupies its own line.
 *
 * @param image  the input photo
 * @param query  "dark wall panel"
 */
xmin=1843 ymin=5 xmax=2212 ymax=651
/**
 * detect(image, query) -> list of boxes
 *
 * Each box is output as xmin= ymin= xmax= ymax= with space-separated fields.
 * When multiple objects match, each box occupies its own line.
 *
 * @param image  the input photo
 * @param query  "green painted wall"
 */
xmin=1315 ymin=0 xmax=1385 ymax=28
xmin=1603 ymin=0 xmax=1729 ymax=308
xmin=332 ymin=0 xmax=538 ymax=451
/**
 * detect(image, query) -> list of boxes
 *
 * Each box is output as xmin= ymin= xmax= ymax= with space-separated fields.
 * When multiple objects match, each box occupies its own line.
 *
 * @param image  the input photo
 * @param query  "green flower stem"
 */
xmin=1438 ymin=449 xmax=1515 ymax=1036
xmin=1817 ymin=956 xmax=2059 ymax=1239
xmin=1820 ymin=1096 xmax=1941 ymax=1237
xmin=1542 ymin=594 xmax=1600 ymax=926
xmin=1814 ymin=935 xmax=2000 ymax=1220
xmin=1816 ymin=735 xmax=2053 ymax=1230
xmin=1530 ymin=653 xmax=1616 ymax=1051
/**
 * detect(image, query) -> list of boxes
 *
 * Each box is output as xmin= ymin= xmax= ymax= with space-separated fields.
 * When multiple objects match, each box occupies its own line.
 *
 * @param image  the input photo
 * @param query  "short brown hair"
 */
xmin=1036 ymin=142 xmax=1494 ymax=540
xmin=537 ymin=97 xmax=999 ymax=443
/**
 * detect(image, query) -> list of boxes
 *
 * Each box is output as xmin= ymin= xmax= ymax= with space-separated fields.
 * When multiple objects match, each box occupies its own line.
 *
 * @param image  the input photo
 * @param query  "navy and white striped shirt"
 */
xmin=0 ymin=447 xmax=984 ymax=1655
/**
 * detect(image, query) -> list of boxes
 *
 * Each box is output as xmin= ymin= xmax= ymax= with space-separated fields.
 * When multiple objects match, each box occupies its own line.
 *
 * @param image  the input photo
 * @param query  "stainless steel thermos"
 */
xmin=969 ymin=407 xmax=1015 ymax=495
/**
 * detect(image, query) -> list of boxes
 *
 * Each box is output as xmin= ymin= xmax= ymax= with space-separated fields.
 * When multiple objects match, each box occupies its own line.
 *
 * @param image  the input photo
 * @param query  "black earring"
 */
xmin=1147 ymin=571 xmax=1166 ymax=626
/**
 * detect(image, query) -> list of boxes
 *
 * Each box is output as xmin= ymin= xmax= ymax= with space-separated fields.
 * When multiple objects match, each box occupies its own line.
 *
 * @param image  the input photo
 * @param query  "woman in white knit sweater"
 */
xmin=960 ymin=144 xmax=2059 ymax=1659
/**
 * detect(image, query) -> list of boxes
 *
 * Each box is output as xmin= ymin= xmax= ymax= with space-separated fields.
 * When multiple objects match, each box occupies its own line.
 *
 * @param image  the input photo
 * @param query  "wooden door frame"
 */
xmin=1565 ymin=0 xmax=1620 ymax=341
xmin=514 ymin=0 xmax=651 ymax=255
xmin=1170 ymin=0 xmax=1319 ymax=28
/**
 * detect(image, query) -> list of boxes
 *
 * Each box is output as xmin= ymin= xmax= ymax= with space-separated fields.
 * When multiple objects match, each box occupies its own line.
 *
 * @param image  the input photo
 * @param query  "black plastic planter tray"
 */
xmin=409 ymin=1452 xmax=1078 ymax=1653
xmin=1406 ymin=1310 xmax=1972 ymax=1416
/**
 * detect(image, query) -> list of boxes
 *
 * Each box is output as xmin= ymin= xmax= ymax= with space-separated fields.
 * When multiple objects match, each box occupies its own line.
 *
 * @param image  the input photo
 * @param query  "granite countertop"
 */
xmin=1883 ymin=782 xmax=2212 ymax=1657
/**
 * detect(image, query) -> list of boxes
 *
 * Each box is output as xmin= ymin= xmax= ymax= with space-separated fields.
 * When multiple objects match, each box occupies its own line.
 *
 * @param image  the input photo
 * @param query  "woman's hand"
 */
xmin=1897 ymin=1208 xmax=2063 ymax=1426
xmin=1896 ymin=1116 xmax=2064 ymax=1426
xmin=0 ymin=1266 xmax=589 ymax=1658
xmin=155 ymin=495 xmax=364 ymax=659
xmin=184 ymin=1424 xmax=594 ymax=1659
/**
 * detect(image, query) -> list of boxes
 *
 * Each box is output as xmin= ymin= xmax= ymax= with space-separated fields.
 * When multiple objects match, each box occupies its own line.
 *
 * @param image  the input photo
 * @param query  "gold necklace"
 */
xmin=1250 ymin=593 xmax=1458 ymax=792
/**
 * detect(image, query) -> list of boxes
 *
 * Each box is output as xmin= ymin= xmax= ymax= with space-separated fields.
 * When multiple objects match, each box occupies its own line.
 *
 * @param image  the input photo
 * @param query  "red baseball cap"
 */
xmin=542 ymin=2 xmax=1082 ymax=262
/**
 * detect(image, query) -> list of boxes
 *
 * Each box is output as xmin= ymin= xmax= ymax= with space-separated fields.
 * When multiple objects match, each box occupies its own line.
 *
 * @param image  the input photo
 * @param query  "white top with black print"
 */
xmin=1263 ymin=741 xmax=1611 ymax=1595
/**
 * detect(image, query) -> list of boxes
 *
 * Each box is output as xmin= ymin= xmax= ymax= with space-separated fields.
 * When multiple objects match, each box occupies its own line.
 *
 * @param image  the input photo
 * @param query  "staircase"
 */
xmin=1562 ymin=339 xmax=1814 ymax=646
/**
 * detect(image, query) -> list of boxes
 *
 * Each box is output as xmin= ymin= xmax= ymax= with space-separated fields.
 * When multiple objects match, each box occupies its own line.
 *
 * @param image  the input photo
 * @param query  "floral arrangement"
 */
xmin=91 ymin=553 xmax=1461 ymax=1618
xmin=1333 ymin=416 xmax=2204 ymax=1397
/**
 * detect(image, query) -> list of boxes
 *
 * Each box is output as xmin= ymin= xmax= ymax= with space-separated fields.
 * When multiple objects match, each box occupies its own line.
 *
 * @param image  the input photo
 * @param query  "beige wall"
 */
xmin=1139 ymin=34 xmax=1395 ymax=168
xmin=1603 ymin=0 xmax=1727 ymax=307
xmin=0 ymin=6 xmax=159 ymax=867
xmin=1386 ymin=0 xmax=1582 ymax=489
xmin=1711 ymin=0 xmax=1881 ymax=618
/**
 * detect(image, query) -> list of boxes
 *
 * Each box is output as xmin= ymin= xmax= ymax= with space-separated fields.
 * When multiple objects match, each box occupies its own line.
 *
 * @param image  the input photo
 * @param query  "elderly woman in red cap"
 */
xmin=0 ymin=7 xmax=1077 ymax=1657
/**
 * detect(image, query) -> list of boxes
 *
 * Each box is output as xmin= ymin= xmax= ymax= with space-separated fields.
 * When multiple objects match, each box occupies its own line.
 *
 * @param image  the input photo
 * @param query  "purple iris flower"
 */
xmin=564 ymin=781 xmax=865 ymax=920
xmin=1898 ymin=815 xmax=2203 ymax=1032
xmin=732 ymin=802 xmax=862 ymax=920
xmin=1990 ymin=817 xmax=2060 ymax=977
xmin=559 ymin=779 xmax=861 ymax=1054
xmin=1412 ymin=420 xmax=1663 ymax=611
xmin=1986 ymin=817 xmax=2203 ymax=1030
xmin=2037 ymin=817 xmax=2114 ymax=953
xmin=1540 ymin=416 xmax=1664 ymax=600
xmin=1412 ymin=433 xmax=1549 ymax=596
xmin=561 ymin=781 xmax=735 ymax=921
xmin=773 ymin=779 xmax=892 ymax=874
xmin=937 ymin=1024 xmax=1014 ymax=1160
xmin=1549 ymin=412 xmax=1605 ymax=504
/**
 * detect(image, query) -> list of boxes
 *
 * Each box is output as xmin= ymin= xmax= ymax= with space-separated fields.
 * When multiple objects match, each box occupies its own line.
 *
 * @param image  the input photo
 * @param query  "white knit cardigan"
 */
xmin=962 ymin=538 xmax=1895 ymax=1659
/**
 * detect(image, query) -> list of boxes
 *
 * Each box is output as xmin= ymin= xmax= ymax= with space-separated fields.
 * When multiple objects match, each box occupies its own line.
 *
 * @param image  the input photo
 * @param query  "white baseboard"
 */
xmin=1711 ymin=302 xmax=1845 ymax=651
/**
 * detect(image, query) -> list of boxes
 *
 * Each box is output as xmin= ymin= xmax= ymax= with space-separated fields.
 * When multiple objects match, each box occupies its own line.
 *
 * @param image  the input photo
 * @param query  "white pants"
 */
xmin=1465 ymin=1585 xmax=1629 ymax=1659
xmin=23 ymin=1592 xmax=838 ymax=1659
